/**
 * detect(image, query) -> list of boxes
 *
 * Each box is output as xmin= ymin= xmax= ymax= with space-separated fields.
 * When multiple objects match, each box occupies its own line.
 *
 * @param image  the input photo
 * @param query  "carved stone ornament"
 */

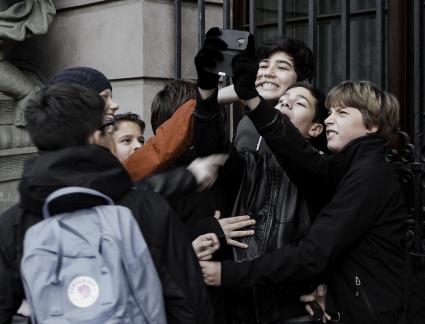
xmin=0 ymin=0 xmax=55 ymax=141
xmin=0 ymin=1 xmax=55 ymax=212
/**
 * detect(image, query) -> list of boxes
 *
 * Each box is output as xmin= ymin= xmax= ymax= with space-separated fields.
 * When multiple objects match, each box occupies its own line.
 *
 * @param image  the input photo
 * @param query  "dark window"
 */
xmin=235 ymin=0 xmax=389 ymax=93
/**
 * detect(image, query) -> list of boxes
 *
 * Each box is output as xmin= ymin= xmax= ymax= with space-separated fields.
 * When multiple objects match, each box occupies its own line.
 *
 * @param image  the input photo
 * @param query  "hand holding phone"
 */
xmin=204 ymin=29 xmax=252 ymax=77
xmin=194 ymin=27 xmax=227 ymax=90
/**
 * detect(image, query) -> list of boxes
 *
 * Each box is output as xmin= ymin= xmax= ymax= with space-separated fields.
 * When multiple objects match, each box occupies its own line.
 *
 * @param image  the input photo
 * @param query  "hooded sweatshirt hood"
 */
xmin=19 ymin=145 xmax=133 ymax=215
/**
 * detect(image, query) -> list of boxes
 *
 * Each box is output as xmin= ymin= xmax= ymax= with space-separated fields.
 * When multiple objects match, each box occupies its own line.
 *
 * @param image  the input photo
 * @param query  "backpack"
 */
xmin=20 ymin=186 xmax=167 ymax=324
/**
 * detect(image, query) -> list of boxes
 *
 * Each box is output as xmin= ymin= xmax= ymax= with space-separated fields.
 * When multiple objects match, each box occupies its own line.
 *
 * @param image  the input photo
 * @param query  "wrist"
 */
xmin=243 ymin=96 xmax=261 ymax=110
xmin=197 ymin=73 xmax=219 ymax=91
xmin=198 ymin=87 xmax=216 ymax=100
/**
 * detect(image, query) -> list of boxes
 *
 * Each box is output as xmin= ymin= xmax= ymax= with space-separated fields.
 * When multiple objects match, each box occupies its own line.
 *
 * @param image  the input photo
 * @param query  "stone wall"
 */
xmin=12 ymin=0 xmax=223 ymax=137
xmin=0 ymin=0 xmax=224 ymax=212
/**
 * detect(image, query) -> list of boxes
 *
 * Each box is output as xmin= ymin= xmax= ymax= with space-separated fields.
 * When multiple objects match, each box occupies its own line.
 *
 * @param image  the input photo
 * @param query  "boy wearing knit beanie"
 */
xmin=49 ymin=66 xmax=119 ymax=122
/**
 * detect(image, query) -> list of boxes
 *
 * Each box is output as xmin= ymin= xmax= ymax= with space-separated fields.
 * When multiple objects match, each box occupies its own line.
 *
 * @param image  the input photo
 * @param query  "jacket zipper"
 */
xmin=252 ymin=287 xmax=261 ymax=323
xmin=259 ymin=160 xmax=280 ymax=254
xmin=354 ymin=275 xmax=380 ymax=322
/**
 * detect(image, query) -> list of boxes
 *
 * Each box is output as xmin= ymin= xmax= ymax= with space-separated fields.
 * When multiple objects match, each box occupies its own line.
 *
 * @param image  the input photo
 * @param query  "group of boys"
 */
xmin=0 ymin=27 xmax=417 ymax=324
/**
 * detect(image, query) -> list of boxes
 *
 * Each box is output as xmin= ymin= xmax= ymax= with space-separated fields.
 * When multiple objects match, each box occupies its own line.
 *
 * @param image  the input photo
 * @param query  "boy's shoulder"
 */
xmin=117 ymin=187 xmax=174 ymax=226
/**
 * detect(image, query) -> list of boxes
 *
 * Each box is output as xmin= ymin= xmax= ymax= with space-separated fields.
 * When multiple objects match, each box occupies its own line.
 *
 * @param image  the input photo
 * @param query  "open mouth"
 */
xmin=326 ymin=130 xmax=338 ymax=138
xmin=104 ymin=114 xmax=114 ymax=122
xmin=256 ymin=81 xmax=280 ymax=90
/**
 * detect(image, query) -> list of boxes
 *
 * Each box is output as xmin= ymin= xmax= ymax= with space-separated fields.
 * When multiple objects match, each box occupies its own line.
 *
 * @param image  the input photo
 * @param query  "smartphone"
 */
xmin=204 ymin=29 xmax=251 ymax=77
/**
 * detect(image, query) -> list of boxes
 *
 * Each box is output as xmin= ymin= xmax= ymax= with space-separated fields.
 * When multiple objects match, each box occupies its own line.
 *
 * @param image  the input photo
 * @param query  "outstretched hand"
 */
xmin=214 ymin=210 xmax=255 ymax=248
xmin=187 ymin=154 xmax=228 ymax=191
xmin=195 ymin=27 xmax=227 ymax=90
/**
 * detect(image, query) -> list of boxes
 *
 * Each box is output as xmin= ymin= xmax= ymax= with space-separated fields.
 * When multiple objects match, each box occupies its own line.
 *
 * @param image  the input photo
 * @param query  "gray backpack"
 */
xmin=20 ymin=187 xmax=167 ymax=324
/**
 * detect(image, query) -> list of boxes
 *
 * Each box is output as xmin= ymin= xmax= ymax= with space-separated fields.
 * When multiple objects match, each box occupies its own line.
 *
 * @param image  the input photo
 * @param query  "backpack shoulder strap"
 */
xmin=42 ymin=187 xmax=114 ymax=219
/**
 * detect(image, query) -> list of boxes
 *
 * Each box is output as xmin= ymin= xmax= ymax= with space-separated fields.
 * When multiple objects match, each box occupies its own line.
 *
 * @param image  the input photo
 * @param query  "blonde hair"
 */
xmin=325 ymin=80 xmax=399 ymax=140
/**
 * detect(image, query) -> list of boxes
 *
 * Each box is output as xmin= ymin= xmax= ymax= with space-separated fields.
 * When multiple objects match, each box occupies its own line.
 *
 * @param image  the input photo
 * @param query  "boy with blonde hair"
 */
xmin=201 ymin=74 xmax=406 ymax=323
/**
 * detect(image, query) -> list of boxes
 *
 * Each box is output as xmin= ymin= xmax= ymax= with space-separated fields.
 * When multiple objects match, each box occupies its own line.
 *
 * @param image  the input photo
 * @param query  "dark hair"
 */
xmin=151 ymin=80 xmax=196 ymax=134
xmin=285 ymin=82 xmax=328 ymax=152
xmin=111 ymin=112 xmax=145 ymax=133
xmin=256 ymin=36 xmax=314 ymax=82
xmin=25 ymin=83 xmax=105 ymax=151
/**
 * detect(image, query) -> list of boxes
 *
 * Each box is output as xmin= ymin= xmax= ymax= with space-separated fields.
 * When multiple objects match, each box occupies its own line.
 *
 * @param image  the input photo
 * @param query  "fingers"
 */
xmin=213 ymin=210 xmax=221 ymax=220
xmin=199 ymin=254 xmax=212 ymax=261
xmin=204 ymin=28 xmax=227 ymax=51
xmin=229 ymin=229 xmax=255 ymax=238
xmin=305 ymin=304 xmax=314 ymax=317
xmin=197 ymin=248 xmax=215 ymax=260
xmin=300 ymin=293 xmax=315 ymax=303
xmin=317 ymin=284 xmax=327 ymax=297
xmin=228 ymin=219 xmax=256 ymax=231
xmin=226 ymin=215 xmax=251 ymax=223
xmin=202 ymin=45 xmax=224 ymax=64
xmin=192 ymin=233 xmax=220 ymax=258
xmin=246 ymin=34 xmax=256 ymax=58
xmin=205 ymin=27 xmax=221 ymax=37
xmin=210 ymin=153 xmax=229 ymax=166
xmin=199 ymin=261 xmax=221 ymax=286
xmin=227 ymin=239 xmax=248 ymax=249
xmin=324 ymin=312 xmax=332 ymax=322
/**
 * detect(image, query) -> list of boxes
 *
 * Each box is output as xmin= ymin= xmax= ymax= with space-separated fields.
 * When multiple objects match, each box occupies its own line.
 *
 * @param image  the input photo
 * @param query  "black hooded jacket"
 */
xmin=221 ymin=98 xmax=406 ymax=324
xmin=0 ymin=144 xmax=214 ymax=324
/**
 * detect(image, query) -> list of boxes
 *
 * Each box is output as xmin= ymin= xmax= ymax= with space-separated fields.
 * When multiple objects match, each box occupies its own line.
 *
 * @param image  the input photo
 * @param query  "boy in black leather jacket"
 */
xmin=193 ymin=29 xmax=328 ymax=324
xmin=200 ymin=47 xmax=406 ymax=324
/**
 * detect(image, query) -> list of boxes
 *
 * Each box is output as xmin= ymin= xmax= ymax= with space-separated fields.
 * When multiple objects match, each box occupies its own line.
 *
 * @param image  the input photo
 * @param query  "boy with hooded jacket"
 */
xmin=0 ymin=83 xmax=215 ymax=324
xmin=200 ymin=51 xmax=406 ymax=324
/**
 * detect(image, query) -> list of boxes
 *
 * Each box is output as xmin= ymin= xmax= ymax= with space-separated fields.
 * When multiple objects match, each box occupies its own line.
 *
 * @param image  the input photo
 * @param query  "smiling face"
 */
xmin=255 ymin=51 xmax=298 ymax=105
xmin=325 ymin=106 xmax=378 ymax=153
xmin=111 ymin=120 xmax=144 ymax=163
xmin=275 ymin=86 xmax=322 ymax=138
xmin=99 ymin=89 xmax=119 ymax=122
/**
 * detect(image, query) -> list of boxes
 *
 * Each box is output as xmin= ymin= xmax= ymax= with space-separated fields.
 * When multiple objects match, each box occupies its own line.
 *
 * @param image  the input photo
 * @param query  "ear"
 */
xmin=88 ymin=129 xmax=115 ymax=153
xmin=88 ymin=130 xmax=104 ymax=146
xmin=308 ymin=123 xmax=323 ymax=138
xmin=366 ymin=125 xmax=379 ymax=134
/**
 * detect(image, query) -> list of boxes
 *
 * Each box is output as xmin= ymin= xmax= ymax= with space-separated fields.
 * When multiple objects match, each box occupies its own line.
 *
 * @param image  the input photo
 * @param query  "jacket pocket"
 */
xmin=354 ymin=275 xmax=381 ymax=323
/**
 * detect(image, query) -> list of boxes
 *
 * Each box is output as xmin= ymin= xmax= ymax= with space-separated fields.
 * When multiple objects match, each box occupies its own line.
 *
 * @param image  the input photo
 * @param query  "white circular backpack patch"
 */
xmin=67 ymin=276 xmax=99 ymax=308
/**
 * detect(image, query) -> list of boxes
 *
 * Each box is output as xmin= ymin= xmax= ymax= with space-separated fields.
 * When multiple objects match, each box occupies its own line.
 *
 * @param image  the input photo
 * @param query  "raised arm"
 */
xmin=192 ymin=28 xmax=228 ymax=157
xmin=217 ymin=84 xmax=238 ymax=105
xmin=192 ymin=29 xmax=246 ymax=190
xmin=123 ymin=99 xmax=195 ymax=182
xmin=247 ymin=98 xmax=337 ymax=203
xmin=229 ymin=53 xmax=338 ymax=203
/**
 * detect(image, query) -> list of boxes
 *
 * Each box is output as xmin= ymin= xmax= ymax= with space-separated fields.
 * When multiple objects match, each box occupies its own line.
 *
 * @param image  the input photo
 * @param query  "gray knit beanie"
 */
xmin=49 ymin=67 xmax=112 ymax=93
